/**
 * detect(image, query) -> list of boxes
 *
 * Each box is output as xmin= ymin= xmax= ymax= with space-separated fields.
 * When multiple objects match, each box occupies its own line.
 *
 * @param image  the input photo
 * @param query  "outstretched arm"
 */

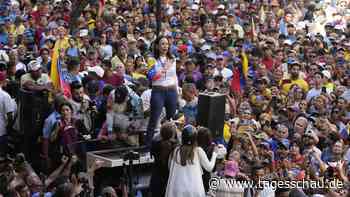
xmin=198 ymin=147 xmax=217 ymax=172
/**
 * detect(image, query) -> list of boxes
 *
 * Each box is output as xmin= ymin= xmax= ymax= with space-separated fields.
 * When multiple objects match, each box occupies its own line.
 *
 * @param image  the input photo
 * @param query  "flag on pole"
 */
xmin=50 ymin=41 xmax=62 ymax=90
xmin=251 ymin=17 xmax=257 ymax=41
xmin=98 ymin=0 xmax=105 ymax=18
xmin=259 ymin=5 xmax=266 ymax=24
xmin=230 ymin=67 xmax=241 ymax=93
xmin=50 ymin=37 xmax=70 ymax=97
xmin=241 ymin=52 xmax=249 ymax=80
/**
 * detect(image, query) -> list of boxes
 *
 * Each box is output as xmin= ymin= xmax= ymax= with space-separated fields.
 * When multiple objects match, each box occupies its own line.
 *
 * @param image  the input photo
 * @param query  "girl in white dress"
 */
xmin=165 ymin=125 xmax=219 ymax=197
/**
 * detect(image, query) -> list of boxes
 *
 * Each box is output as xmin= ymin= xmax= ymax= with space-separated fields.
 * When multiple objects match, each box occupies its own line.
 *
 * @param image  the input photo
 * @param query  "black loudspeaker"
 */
xmin=196 ymin=92 xmax=226 ymax=139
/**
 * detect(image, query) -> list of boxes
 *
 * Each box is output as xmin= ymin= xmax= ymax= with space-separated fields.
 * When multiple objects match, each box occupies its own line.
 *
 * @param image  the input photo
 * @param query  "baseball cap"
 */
xmin=218 ymin=15 xmax=228 ymax=20
xmin=277 ymin=140 xmax=290 ymax=150
xmin=79 ymin=29 xmax=89 ymax=37
xmin=191 ymin=4 xmax=199 ymax=10
xmin=178 ymin=44 xmax=188 ymax=53
xmin=206 ymin=52 xmax=216 ymax=60
xmin=216 ymin=55 xmax=224 ymax=60
xmin=289 ymin=60 xmax=301 ymax=66
xmin=207 ymin=64 xmax=215 ymax=69
xmin=87 ymin=66 xmax=105 ymax=78
xmin=218 ymin=4 xmax=225 ymax=9
xmin=200 ymin=44 xmax=211 ymax=51
xmin=322 ymin=70 xmax=331 ymax=79
xmin=101 ymin=187 xmax=116 ymax=196
xmin=303 ymin=129 xmax=319 ymax=143
xmin=283 ymin=39 xmax=293 ymax=46
xmin=28 ymin=60 xmax=42 ymax=71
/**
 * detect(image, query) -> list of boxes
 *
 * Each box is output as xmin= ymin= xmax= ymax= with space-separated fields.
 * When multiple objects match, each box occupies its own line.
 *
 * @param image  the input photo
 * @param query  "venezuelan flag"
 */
xmin=230 ymin=53 xmax=249 ymax=93
xmin=241 ymin=52 xmax=249 ymax=80
xmin=50 ymin=37 xmax=70 ymax=96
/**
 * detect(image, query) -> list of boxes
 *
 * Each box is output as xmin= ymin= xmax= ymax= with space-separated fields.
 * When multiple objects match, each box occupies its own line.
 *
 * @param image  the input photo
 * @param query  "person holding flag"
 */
xmin=50 ymin=26 xmax=70 ymax=98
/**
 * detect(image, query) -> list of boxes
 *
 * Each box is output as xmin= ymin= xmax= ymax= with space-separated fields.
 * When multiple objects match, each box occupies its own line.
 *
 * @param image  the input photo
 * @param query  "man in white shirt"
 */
xmin=306 ymin=72 xmax=328 ymax=102
xmin=0 ymin=71 xmax=16 ymax=156
xmin=213 ymin=55 xmax=233 ymax=82
xmin=20 ymin=60 xmax=53 ymax=92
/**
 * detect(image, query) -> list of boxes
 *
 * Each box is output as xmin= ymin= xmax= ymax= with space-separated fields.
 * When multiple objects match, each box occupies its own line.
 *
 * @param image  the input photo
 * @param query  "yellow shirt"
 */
xmin=345 ymin=50 xmax=350 ymax=61
xmin=132 ymin=72 xmax=146 ymax=80
xmin=223 ymin=122 xmax=231 ymax=143
xmin=15 ymin=24 xmax=25 ymax=36
xmin=324 ymin=82 xmax=335 ymax=92
xmin=250 ymin=88 xmax=272 ymax=106
xmin=282 ymin=79 xmax=309 ymax=94
xmin=87 ymin=19 xmax=96 ymax=31
xmin=56 ymin=37 xmax=69 ymax=51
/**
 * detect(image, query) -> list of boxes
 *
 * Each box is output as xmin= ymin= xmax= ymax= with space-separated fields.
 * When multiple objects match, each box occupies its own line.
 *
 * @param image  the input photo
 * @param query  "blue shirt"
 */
xmin=32 ymin=192 xmax=52 ymax=197
xmin=42 ymin=111 xmax=60 ymax=139
xmin=0 ymin=32 xmax=8 ymax=45
xmin=61 ymin=70 xmax=82 ymax=84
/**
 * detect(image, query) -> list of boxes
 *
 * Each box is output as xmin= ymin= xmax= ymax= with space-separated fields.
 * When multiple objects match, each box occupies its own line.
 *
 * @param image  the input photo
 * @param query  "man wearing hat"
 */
xmin=20 ymin=60 xmax=52 ymax=92
xmin=178 ymin=59 xmax=202 ymax=86
xmin=213 ymin=55 xmax=233 ymax=82
xmin=0 ymin=71 xmax=15 ymax=157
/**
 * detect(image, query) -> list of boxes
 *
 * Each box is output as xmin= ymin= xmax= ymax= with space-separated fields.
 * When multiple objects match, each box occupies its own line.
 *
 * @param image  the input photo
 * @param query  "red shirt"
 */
xmin=262 ymin=57 xmax=274 ymax=71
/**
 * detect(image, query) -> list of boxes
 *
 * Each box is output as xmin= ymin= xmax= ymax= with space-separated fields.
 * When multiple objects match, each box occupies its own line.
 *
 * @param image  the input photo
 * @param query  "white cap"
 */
xmin=334 ymin=24 xmax=343 ymax=30
xmin=296 ymin=21 xmax=306 ymax=30
xmin=28 ymin=60 xmax=41 ymax=71
xmin=219 ymin=15 xmax=228 ymax=20
xmin=199 ymin=39 xmax=206 ymax=44
xmin=283 ymin=39 xmax=293 ymax=45
xmin=218 ymin=4 xmax=225 ymax=9
xmin=201 ymin=44 xmax=211 ymax=51
xmin=322 ymin=70 xmax=331 ymax=79
xmin=79 ymin=29 xmax=89 ymax=37
xmin=344 ymin=42 xmax=350 ymax=47
xmin=191 ymin=4 xmax=199 ymax=10
xmin=11 ymin=0 xmax=20 ymax=7
xmin=63 ymin=0 xmax=72 ymax=6
xmin=0 ymin=50 xmax=9 ymax=63
xmin=87 ymin=66 xmax=105 ymax=78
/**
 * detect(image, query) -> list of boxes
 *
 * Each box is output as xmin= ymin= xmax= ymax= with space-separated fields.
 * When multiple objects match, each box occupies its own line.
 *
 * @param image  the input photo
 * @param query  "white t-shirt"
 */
xmin=0 ymin=88 xmax=15 ymax=136
xmin=20 ymin=73 xmax=52 ymax=87
xmin=214 ymin=68 xmax=233 ymax=81
xmin=141 ymin=89 xmax=152 ymax=112
xmin=15 ymin=62 xmax=27 ymax=72
xmin=99 ymin=44 xmax=113 ymax=60
xmin=306 ymin=87 xmax=331 ymax=101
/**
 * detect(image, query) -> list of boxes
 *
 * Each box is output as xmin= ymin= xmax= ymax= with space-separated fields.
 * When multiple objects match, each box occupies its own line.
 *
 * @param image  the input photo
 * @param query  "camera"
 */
xmin=78 ymin=173 xmax=92 ymax=197
xmin=214 ymin=75 xmax=223 ymax=82
xmin=14 ymin=153 xmax=26 ymax=168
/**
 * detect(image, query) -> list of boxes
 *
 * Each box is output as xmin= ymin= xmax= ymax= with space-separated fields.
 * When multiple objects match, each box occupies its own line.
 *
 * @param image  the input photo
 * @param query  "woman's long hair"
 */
xmin=153 ymin=36 xmax=173 ymax=59
xmin=197 ymin=127 xmax=212 ymax=151
xmin=176 ymin=132 xmax=197 ymax=166
xmin=159 ymin=122 xmax=177 ymax=166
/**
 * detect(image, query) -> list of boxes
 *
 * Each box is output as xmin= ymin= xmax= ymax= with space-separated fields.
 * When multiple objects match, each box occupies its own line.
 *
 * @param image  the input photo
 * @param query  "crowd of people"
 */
xmin=0 ymin=0 xmax=350 ymax=196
